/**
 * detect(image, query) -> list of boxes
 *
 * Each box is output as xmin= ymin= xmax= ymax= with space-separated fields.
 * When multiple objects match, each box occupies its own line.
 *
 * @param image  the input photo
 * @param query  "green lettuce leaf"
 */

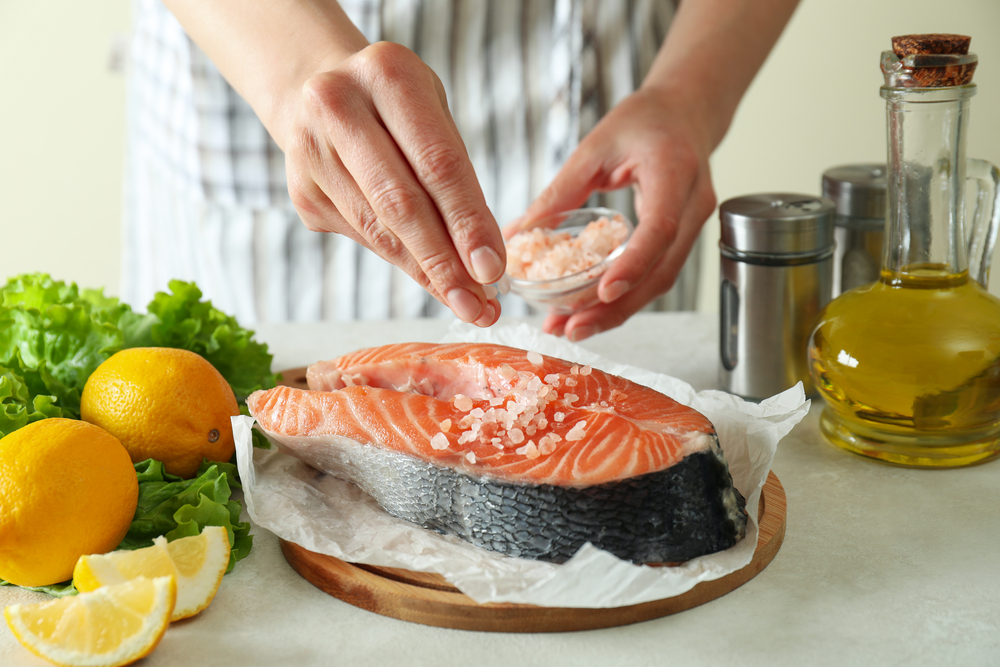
xmin=0 ymin=362 xmax=68 ymax=437
xmin=0 ymin=274 xmax=279 ymax=433
xmin=135 ymin=280 xmax=279 ymax=400
xmin=0 ymin=274 xmax=126 ymax=417
xmin=122 ymin=459 xmax=252 ymax=572
xmin=0 ymin=580 xmax=78 ymax=597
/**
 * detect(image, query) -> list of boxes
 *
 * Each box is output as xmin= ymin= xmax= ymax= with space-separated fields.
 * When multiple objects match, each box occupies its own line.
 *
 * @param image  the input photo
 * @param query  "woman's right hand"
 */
xmin=283 ymin=42 xmax=504 ymax=327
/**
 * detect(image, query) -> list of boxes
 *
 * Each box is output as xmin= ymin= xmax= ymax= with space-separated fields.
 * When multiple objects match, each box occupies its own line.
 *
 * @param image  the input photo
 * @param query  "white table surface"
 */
xmin=2 ymin=312 xmax=998 ymax=667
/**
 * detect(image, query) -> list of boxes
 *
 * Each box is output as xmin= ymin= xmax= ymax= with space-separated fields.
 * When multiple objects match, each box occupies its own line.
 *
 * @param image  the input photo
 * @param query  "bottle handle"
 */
xmin=965 ymin=158 xmax=1000 ymax=288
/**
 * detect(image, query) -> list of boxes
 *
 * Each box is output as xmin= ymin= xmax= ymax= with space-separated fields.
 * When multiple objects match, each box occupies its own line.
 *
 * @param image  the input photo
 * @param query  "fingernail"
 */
xmin=548 ymin=323 xmax=565 ymax=338
xmin=602 ymin=280 xmax=630 ymax=303
xmin=569 ymin=325 xmax=598 ymax=342
xmin=474 ymin=302 xmax=496 ymax=327
xmin=448 ymin=287 xmax=482 ymax=323
xmin=470 ymin=246 xmax=504 ymax=283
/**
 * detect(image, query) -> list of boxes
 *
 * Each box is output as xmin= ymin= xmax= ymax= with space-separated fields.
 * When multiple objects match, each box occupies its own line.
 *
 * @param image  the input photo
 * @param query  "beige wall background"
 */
xmin=2 ymin=0 xmax=999 ymax=313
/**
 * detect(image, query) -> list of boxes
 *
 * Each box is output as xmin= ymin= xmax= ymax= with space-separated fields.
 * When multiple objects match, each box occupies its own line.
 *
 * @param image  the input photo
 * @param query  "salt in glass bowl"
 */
xmin=504 ymin=207 xmax=634 ymax=315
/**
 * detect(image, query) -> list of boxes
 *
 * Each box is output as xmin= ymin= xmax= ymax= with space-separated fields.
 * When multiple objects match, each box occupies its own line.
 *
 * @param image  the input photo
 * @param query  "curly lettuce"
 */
xmin=0 ymin=274 xmax=279 ymax=415
xmin=122 ymin=459 xmax=253 ymax=572
xmin=132 ymin=280 xmax=280 ymax=400
xmin=0 ymin=362 xmax=68 ymax=438
xmin=0 ymin=275 xmax=125 ymax=418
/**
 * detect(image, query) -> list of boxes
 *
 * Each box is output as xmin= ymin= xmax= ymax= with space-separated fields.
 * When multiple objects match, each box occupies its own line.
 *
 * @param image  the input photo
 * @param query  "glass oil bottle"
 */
xmin=807 ymin=35 xmax=1000 ymax=467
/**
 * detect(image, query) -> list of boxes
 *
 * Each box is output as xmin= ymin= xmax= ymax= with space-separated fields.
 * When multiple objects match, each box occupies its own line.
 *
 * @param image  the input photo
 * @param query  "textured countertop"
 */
xmin=2 ymin=312 xmax=997 ymax=667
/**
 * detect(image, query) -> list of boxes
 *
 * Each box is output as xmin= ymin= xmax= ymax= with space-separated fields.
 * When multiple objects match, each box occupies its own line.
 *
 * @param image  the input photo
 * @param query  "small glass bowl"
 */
xmin=504 ymin=207 xmax=634 ymax=315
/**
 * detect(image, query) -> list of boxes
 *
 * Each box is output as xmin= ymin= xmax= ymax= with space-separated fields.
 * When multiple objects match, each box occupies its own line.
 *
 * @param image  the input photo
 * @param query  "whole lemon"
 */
xmin=0 ymin=418 xmax=138 ymax=587
xmin=81 ymin=348 xmax=239 ymax=478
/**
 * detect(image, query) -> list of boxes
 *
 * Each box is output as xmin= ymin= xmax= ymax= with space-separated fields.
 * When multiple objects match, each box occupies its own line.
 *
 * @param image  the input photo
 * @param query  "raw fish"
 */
xmin=248 ymin=343 xmax=747 ymax=563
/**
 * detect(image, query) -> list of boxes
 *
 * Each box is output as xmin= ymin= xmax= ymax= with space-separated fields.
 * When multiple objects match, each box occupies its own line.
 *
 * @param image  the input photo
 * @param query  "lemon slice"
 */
xmin=4 ymin=575 xmax=175 ymax=667
xmin=73 ymin=526 xmax=231 ymax=621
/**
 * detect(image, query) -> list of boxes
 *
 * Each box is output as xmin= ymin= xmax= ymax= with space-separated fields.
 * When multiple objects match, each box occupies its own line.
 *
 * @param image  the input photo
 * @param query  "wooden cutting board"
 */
xmin=279 ymin=472 xmax=785 ymax=632
xmin=274 ymin=366 xmax=786 ymax=631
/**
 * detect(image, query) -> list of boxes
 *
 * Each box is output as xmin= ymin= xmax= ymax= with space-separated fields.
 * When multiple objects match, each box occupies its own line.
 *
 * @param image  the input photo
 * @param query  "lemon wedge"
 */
xmin=73 ymin=526 xmax=231 ymax=621
xmin=4 ymin=575 xmax=175 ymax=667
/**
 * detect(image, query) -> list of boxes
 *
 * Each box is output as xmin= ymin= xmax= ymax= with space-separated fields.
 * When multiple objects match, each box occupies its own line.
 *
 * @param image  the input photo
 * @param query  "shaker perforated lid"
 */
xmin=719 ymin=193 xmax=835 ymax=256
xmin=822 ymin=164 xmax=887 ymax=223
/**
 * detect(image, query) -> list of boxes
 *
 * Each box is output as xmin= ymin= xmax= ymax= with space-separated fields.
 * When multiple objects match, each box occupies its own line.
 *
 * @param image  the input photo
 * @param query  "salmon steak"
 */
xmin=247 ymin=342 xmax=747 ymax=564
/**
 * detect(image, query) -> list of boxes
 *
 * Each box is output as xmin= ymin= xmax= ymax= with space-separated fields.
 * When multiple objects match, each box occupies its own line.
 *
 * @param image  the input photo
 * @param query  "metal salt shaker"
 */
xmin=822 ymin=164 xmax=887 ymax=296
xmin=719 ymin=194 xmax=835 ymax=400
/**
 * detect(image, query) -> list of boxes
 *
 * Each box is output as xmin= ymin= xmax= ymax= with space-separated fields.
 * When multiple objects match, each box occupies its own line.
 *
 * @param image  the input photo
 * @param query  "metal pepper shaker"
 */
xmin=719 ymin=194 xmax=835 ymax=400
xmin=822 ymin=164 xmax=887 ymax=296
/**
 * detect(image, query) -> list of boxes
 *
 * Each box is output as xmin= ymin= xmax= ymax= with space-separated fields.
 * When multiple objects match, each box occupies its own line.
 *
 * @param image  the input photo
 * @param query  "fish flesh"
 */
xmin=248 ymin=342 xmax=747 ymax=564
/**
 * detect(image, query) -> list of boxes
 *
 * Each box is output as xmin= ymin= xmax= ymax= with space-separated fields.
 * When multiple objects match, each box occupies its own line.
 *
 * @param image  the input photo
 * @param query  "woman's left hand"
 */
xmin=509 ymin=87 xmax=718 ymax=341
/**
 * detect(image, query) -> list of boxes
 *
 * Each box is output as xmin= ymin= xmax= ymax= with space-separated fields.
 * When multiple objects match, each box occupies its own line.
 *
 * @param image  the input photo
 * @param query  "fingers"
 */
xmin=557 ymin=174 xmax=714 ymax=342
xmin=289 ymin=43 xmax=506 ymax=324
xmin=360 ymin=43 xmax=507 ymax=285
xmin=596 ymin=145 xmax=710 ymax=304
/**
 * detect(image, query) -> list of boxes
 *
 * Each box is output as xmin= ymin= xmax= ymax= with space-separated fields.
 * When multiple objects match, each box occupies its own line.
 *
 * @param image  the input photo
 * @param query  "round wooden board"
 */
xmin=280 ymin=471 xmax=786 ymax=633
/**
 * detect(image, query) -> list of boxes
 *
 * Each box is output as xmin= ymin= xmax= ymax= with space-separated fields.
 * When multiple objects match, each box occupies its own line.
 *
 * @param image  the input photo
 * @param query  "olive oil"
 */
xmin=808 ymin=267 xmax=1000 ymax=467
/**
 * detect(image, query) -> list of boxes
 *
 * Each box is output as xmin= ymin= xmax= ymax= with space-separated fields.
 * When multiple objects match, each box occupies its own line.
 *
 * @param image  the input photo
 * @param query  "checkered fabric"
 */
xmin=122 ymin=0 xmax=694 ymax=324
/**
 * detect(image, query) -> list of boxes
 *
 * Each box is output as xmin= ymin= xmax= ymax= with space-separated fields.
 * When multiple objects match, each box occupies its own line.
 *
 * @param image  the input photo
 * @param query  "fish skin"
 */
xmin=252 ymin=425 xmax=746 ymax=563
xmin=247 ymin=342 xmax=749 ymax=564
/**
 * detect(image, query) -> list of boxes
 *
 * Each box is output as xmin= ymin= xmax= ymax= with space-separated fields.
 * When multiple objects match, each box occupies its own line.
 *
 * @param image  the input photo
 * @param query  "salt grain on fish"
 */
xmin=566 ymin=421 xmax=588 ymax=441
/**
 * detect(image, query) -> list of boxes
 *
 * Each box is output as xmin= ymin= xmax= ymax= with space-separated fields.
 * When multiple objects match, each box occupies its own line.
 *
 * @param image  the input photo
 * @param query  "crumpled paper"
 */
xmin=233 ymin=322 xmax=809 ymax=608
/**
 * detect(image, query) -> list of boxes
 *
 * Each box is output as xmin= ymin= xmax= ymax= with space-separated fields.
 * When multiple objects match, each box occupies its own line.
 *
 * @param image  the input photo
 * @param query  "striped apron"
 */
xmin=122 ymin=0 xmax=696 ymax=324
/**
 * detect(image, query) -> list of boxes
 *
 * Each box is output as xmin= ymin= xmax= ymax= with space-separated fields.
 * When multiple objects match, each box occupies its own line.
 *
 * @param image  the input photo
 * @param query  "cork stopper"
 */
xmin=882 ymin=34 xmax=977 ymax=88
xmin=891 ymin=34 xmax=971 ymax=58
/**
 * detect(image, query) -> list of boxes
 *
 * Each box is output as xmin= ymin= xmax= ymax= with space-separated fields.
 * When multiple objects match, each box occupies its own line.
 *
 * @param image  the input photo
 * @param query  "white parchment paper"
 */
xmin=233 ymin=322 xmax=809 ymax=608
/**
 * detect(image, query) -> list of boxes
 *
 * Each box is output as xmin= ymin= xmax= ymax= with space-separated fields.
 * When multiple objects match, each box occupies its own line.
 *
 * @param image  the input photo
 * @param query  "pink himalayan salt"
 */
xmin=566 ymin=421 xmax=588 ymax=441
xmin=430 ymin=433 xmax=449 ymax=450
xmin=440 ymin=353 xmax=617 ymax=459
xmin=516 ymin=441 xmax=540 ymax=459
xmin=505 ymin=214 xmax=629 ymax=281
